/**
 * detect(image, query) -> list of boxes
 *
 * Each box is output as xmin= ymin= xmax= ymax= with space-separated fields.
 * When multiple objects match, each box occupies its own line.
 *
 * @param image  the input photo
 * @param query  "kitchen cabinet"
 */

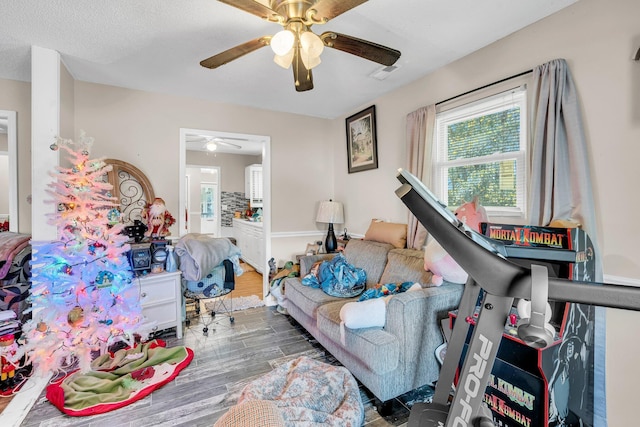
xmin=245 ymin=164 xmax=263 ymax=208
xmin=135 ymin=271 xmax=183 ymax=338
xmin=233 ymin=218 xmax=264 ymax=274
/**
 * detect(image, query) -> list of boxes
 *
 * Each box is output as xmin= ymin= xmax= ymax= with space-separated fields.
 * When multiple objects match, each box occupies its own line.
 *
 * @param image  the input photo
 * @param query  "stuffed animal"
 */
xmin=424 ymin=196 xmax=489 ymax=286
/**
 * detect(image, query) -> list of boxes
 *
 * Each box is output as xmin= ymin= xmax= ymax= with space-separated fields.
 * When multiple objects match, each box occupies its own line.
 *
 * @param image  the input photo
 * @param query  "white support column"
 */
xmin=31 ymin=45 xmax=60 ymax=241
xmin=2 ymin=45 xmax=63 ymax=427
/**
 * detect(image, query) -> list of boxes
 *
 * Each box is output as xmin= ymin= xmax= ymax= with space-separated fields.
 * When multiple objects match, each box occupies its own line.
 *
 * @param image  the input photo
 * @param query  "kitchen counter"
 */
xmin=232 ymin=218 xmax=264 ymax=273
xmin=233 ymin=218 xmax=263 ymax=227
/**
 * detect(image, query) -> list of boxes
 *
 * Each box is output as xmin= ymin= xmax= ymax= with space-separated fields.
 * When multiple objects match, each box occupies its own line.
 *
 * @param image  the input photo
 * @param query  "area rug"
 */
xmin=45 ymin=339 xmax=193 ymax=416
xmin=205 ymin=295 xmax=265 ymax=313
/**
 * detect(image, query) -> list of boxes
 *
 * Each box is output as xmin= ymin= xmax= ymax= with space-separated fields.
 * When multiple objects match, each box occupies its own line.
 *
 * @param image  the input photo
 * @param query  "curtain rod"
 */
xmin=436 ymin=68 xmax=533 ymax=106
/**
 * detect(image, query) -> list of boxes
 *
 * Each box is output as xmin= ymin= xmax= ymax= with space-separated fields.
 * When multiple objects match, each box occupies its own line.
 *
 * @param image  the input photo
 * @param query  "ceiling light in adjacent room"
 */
xmin=205 ymin=141 xmax=217 ymax=151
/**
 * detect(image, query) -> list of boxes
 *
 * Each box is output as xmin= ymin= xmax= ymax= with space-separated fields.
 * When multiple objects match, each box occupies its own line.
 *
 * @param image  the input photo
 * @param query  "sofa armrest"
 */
xmin=384 ymin=283 xmax=464 ymax=383
xmin=299 ymin=253 xmax=336 ymax=277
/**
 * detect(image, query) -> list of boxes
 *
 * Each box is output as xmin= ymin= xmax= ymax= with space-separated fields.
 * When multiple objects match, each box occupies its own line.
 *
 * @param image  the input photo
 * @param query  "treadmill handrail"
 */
xmin=396 ymin=168 xmax=640 ymax=311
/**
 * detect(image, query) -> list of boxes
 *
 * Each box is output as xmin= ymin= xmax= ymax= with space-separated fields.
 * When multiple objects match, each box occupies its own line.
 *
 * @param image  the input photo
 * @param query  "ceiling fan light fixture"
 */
xmin=301 ymin=52 xmax=321 ymax=70
xmin=271 ymin=29 xmax=295 ymax=56
xmin=300 ymin=31 xmax=324 ymax=69
xmin=300 ymin=31 xmax=324 ymax=57
xmin=205 ymin=141 xmax=217 ymax=151
xmin=274 ymin=50 xmax=294 ymax=69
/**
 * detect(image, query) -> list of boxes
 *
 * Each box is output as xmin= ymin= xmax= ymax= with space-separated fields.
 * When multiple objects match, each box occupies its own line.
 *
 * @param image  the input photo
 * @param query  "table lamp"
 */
xmin=316 ymin=200 xmax=344 ymax=253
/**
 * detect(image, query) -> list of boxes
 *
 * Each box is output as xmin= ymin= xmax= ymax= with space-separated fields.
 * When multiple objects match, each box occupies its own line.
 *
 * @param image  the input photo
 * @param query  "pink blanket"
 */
xmin=0 ymin=232 xmax=31 ymax=280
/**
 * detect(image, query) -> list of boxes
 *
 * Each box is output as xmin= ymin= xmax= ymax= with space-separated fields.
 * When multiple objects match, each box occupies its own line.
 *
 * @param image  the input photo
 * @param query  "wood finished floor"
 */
xmin=16 ymin=263 xmax=434 ymax=426
xmin=20 ymin=305 xmax=417 ymax=427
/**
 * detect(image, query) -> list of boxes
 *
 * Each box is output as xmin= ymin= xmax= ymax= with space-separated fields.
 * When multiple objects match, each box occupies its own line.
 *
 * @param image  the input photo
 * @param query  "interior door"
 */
xmin=200 ymin=182 xmax=218 ymax=235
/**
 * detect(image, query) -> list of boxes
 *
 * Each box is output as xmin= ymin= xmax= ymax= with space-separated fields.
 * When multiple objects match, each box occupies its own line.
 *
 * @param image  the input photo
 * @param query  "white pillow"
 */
xmin=339 ymin=298 xmax=386 ymax=345
xmin=338 ymin=283 xmax=422 ymax=345
xmin=340 ymin=298 xmax=387 ymax=329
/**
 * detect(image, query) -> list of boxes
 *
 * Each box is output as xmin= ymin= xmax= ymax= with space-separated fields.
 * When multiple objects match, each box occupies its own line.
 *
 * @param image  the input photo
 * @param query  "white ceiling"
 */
xmin=0 ymin=0 xmax=577 ymax=120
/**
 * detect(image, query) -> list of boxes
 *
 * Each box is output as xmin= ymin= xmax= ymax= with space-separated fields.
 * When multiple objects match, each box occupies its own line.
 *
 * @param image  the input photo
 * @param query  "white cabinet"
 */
xmin=245 ymin=164 xmax=263 ymax=208
xmin=135 ymin=271 xmax=183 ymax=339
xmin=233 ymin=219 xmax=264 ymax=274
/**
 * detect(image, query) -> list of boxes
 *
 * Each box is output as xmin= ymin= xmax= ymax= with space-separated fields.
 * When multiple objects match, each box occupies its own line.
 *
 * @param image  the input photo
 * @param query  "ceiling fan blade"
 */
xmin=292 ymin=50 xmax=313 ymax=92
xmin=200 ymin=36 xmax=270 ymax=69
xmin=218 ymin=0 xmax=284 ymax=22
xmin=310 ymin=0 xmax=368 ymax=22
xmin=321 ymin=32 xmax=401 ymax=66
xmin=216 ymin=140 xmax=242 ymax=149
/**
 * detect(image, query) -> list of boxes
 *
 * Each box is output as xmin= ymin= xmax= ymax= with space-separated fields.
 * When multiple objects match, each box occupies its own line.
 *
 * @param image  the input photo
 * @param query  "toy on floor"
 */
xmin=423 ymin=197 xmax=488 ymax=285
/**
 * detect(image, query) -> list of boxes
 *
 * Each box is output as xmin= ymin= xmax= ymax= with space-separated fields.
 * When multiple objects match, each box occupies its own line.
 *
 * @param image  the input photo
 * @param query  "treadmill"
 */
xmin=395 ymin=168 xmax=640 ymax=427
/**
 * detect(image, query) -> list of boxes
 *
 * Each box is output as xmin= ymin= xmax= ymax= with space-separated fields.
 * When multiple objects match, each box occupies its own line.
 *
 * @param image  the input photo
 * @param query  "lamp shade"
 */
xmin=316 ymin=200 xmax=344 ymax=224
xmin=271 ymin=30 xmax=295 ymax=56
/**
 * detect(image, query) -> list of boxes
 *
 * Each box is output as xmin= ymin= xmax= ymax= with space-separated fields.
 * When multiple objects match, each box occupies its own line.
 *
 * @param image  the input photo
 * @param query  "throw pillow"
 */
xmin=363 ymin=219 xmax=407 ymax=249
xmin=338 ymin=283 xmax=422 ymax=345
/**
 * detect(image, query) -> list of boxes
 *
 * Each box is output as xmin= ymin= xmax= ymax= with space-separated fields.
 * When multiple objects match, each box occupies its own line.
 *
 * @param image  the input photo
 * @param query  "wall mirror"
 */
xmin=0 ymin=110 xmax=18 ymax=232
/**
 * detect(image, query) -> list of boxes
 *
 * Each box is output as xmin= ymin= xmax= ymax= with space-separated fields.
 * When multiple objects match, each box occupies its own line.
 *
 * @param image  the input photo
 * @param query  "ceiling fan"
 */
xmin=200 ymin=0 xmax=401 ymax=92
xmin=186 ymin=135 xmax=244 ymax=151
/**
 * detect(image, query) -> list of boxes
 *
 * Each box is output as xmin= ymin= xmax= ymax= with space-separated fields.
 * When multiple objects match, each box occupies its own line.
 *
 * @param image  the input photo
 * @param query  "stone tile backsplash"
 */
xmin=221 ymin=191 xmax=248 ymax=227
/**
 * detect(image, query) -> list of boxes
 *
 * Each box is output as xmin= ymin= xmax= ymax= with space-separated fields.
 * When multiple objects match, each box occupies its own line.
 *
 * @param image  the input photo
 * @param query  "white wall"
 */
xmin=333 ymin=0 xmax=639 ymax=424
xmin=72 ymin=81 xmax=334 ymax=235
xmin=186 ymin=150 xmax=260 ymax=194
xmin=337 ymin=0 xmax=640 ymax=282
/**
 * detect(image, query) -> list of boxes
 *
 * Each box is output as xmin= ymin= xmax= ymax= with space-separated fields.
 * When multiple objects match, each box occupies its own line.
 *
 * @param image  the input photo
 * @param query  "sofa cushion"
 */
xmin=343 ymin=239 xmax=393 ymax=287
xmin=363 ymin=219 xmax=407 ymax=249
xmin=380 ymin=248 xmax=434 ymax=287
xmin=317 ymin=300 xmax=399 ymax=374
xmin=284 ymin=278 xmax=352 ymax=319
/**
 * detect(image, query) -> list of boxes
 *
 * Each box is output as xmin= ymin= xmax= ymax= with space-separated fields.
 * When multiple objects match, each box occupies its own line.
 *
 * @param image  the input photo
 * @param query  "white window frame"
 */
xmin=434 ymin=85 xmax=528 ymax=218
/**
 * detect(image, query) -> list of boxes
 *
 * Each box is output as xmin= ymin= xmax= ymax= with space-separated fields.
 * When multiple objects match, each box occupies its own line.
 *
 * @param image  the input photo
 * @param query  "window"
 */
xmin=434 ymin=86 xmax=527 ymax=217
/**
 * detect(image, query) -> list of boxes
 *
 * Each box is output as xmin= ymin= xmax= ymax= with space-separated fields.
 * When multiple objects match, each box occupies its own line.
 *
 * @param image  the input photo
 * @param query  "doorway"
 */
xmin=0 ymin=110 xmax=17 ymax=232
xmin=185 ymin=166 xmax=221 ymax=236
xmin=179 ymin=128 xmax=271 ymax=298
xmin=200 ymin=182 xmax=218 ymax=235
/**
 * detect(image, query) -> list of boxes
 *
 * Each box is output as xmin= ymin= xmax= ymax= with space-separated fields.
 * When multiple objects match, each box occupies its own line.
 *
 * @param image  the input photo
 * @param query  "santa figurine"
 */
xmin=141 ymin=197 xmax=175 ymax=238
xmin=0 ymin=334 xmax=20 ymax=391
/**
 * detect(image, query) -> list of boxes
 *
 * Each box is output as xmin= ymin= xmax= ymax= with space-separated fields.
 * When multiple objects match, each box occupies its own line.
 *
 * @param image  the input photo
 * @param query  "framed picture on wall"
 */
xmin=345 ymin=105 xmax=378 ymax=174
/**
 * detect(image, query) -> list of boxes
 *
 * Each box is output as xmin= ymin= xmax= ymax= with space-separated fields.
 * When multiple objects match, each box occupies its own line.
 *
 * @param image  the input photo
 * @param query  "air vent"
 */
xmin=369 ymin=65 xmax=399 ymax=81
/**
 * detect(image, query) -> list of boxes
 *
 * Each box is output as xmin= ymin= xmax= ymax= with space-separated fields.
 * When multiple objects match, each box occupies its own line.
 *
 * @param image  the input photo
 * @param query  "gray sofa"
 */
xmin=284 ymin=238 xmax=464 ymax=403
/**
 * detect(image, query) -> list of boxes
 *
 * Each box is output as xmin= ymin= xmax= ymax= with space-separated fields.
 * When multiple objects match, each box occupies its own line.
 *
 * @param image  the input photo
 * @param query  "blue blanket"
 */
xmin=358 ymin=281 xmax=415 ymax=301
xmin=302 ymin=253 xmax=366 ymax=298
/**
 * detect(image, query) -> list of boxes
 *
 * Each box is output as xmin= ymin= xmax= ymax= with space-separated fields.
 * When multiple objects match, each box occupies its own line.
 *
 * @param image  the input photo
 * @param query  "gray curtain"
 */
xmin=528 ymin=59 xmax=601 ymax=275
xmin=405 ymin=105 xmax=436 ymax=249
xmin=528 ymin=58 xmax=606 ymax=427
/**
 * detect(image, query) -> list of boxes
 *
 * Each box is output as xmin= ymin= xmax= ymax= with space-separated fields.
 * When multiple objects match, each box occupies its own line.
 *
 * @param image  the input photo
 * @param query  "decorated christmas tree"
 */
xmin=22 ymin=135 xmax=142 ymax=373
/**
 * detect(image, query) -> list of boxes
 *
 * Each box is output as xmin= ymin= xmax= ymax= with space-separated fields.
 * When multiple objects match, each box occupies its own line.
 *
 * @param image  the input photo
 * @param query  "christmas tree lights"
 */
xmin=22 ymin=135 xmax=142 ymax=373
